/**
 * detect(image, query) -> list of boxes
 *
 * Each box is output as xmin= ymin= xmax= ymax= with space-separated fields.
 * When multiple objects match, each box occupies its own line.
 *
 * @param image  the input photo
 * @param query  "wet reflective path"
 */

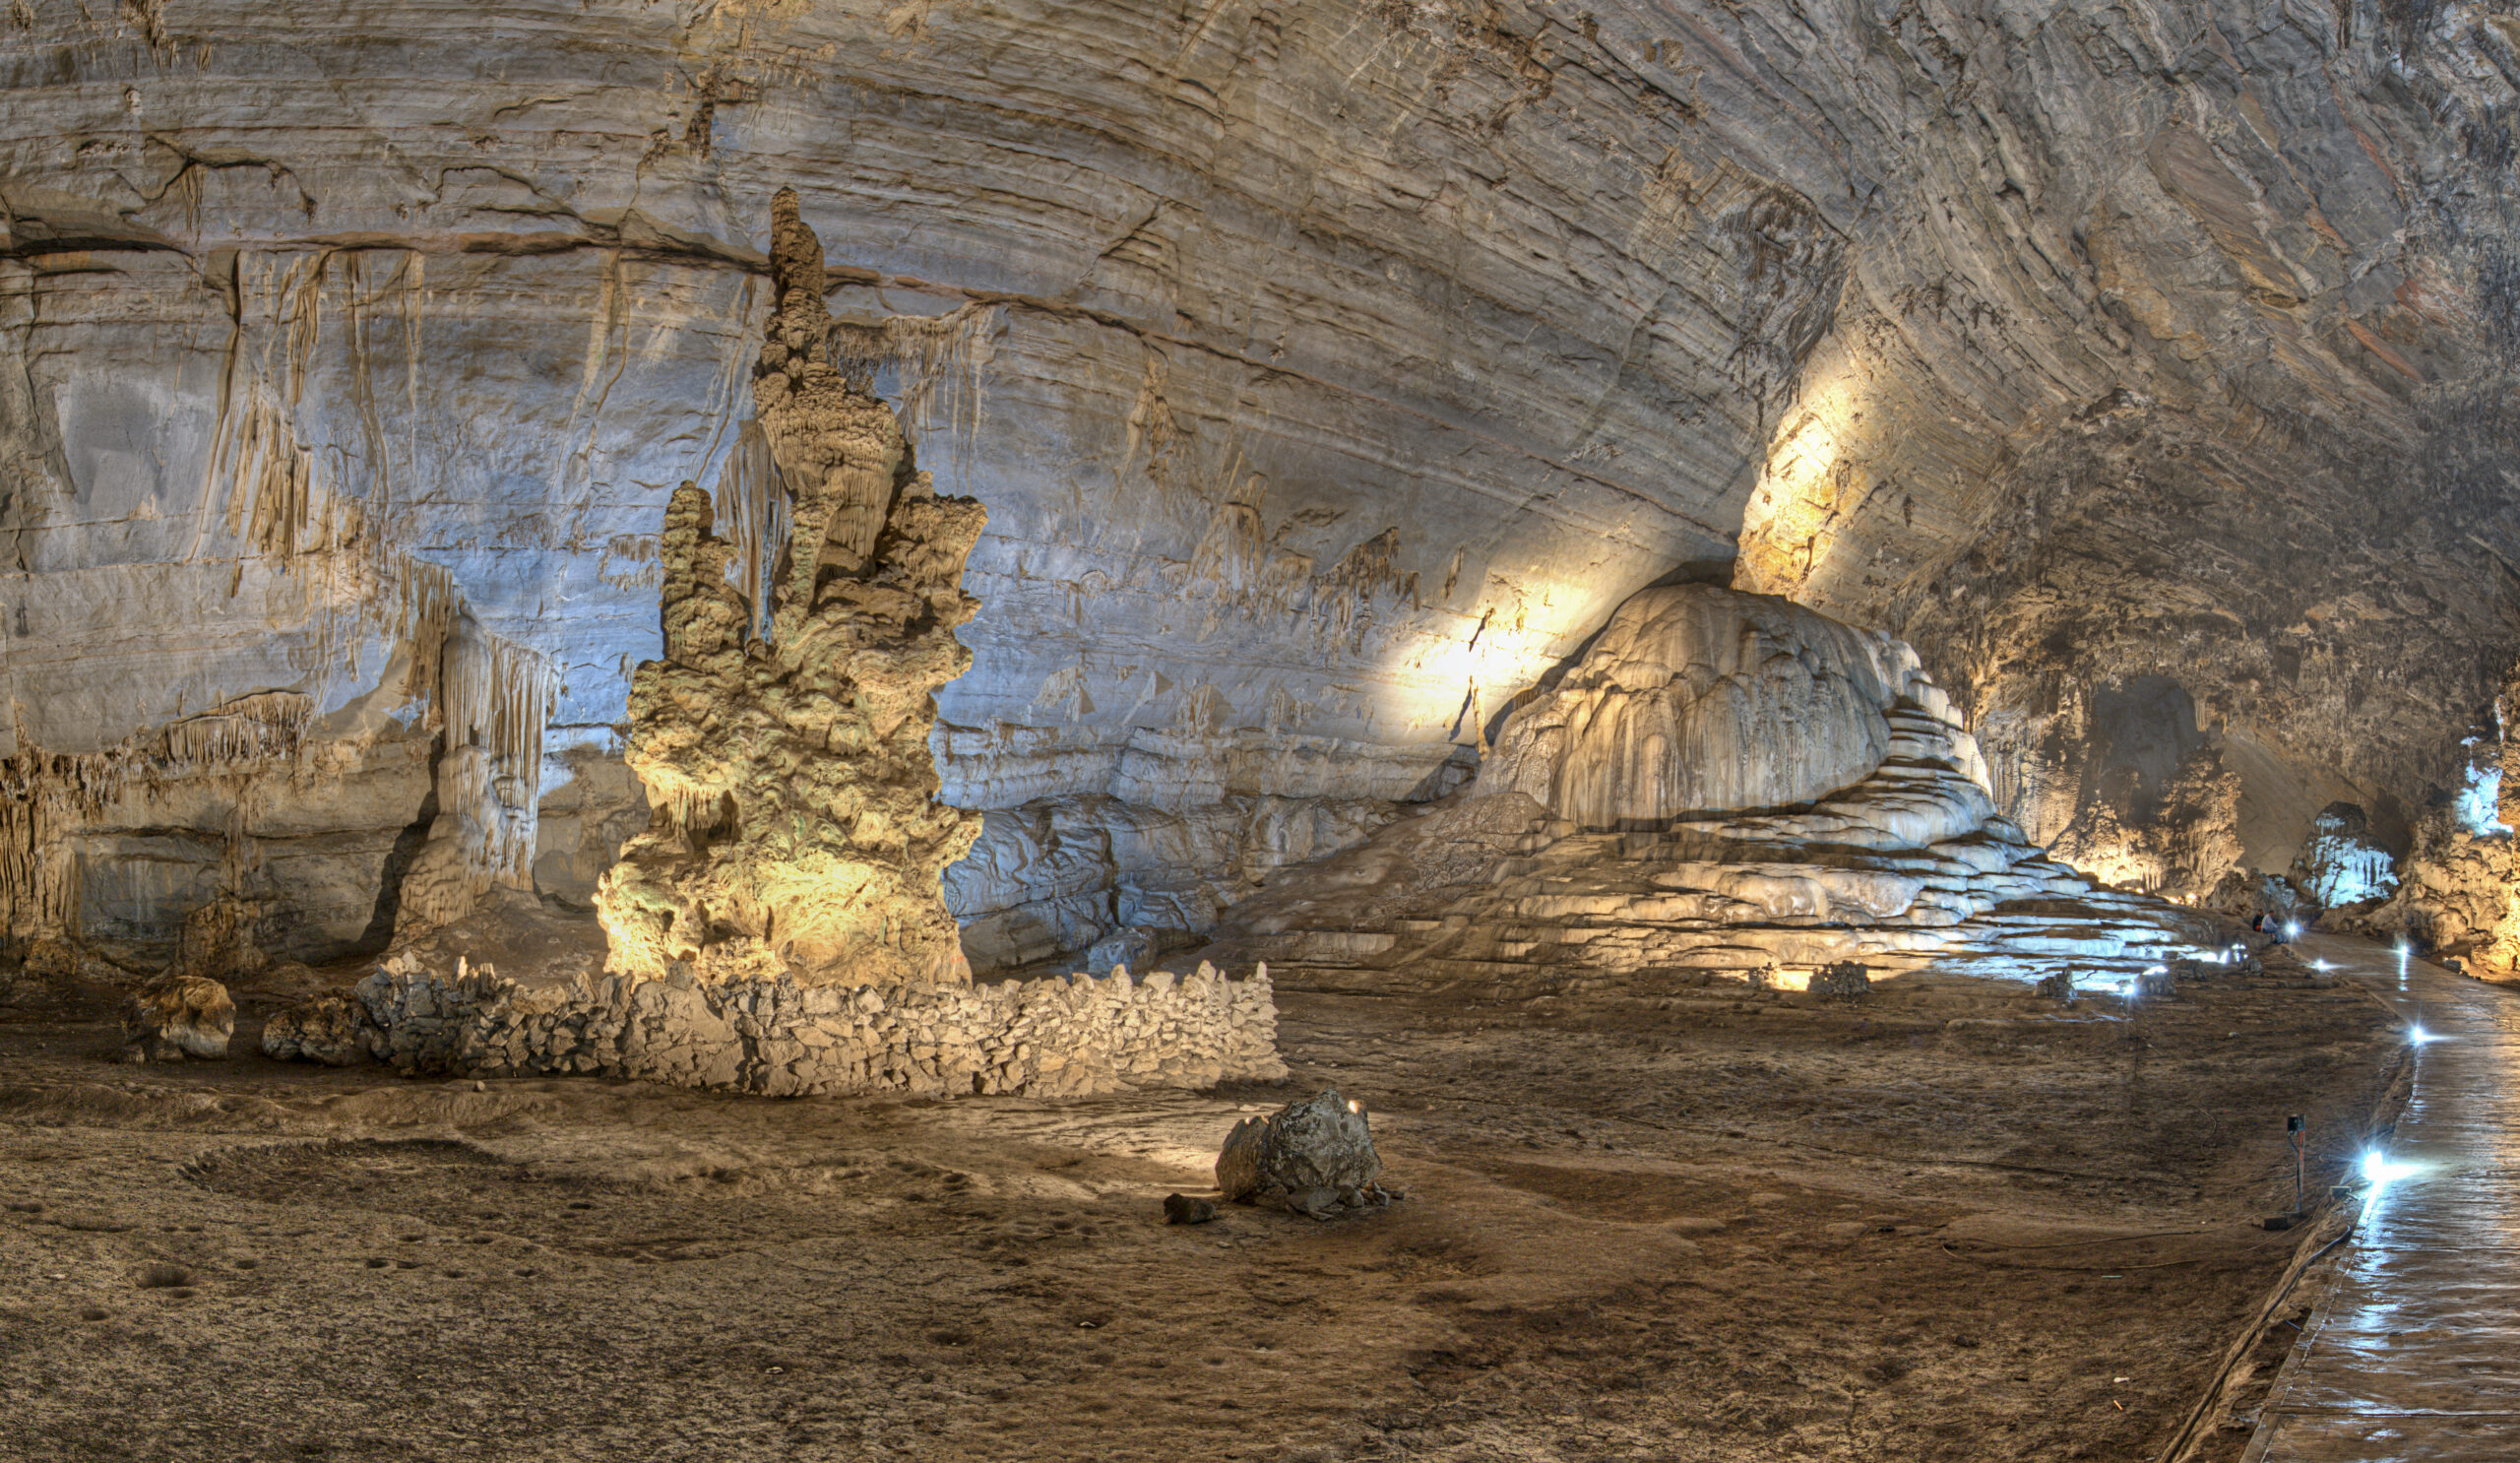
xmin=2248 ymin=937 xmax=2520 ymax=1462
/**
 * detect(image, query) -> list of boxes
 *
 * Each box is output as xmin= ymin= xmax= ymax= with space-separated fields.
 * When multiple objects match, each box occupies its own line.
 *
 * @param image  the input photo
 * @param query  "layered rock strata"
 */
xmin=595 ymin=191 xmax=986 ymax=987
xmin=946 ymin=793 xmax=1415 ymax=972
xmin=273 ymin=950 xmax=1285 ymax=1100
xmin=9 ymin=0 xmax=2520 ymax=971
xmin=1199 ymin=586 xmax=2210 ymax=990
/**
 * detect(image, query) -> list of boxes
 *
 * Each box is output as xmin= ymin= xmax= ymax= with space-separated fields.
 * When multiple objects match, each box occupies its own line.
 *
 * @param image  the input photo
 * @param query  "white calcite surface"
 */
xmin=1477 ymin=585 xmax=1984 ymax=825
xmin=5 ymin=0 xmax=2516 ymax=973
xmin=1199 ymin=586 xmax=2213 ymax=987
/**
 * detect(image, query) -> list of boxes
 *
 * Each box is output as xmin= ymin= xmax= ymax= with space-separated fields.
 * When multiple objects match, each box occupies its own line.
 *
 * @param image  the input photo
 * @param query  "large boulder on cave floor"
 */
xmin=1217 ymin=1089 xmax=1386 ymax=1214
xmin=121 ymin=976 xmax=235 ymax=1062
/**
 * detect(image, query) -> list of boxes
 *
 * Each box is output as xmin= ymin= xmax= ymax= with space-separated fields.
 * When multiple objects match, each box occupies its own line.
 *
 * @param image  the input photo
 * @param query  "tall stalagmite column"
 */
xmin=595 ymin=189 xmax=987 ymax=986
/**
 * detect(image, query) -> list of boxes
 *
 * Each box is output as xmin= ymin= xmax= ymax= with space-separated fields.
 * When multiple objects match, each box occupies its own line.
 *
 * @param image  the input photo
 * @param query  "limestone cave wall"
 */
xmin=6 ymin=0 xmax=2520 ymax=966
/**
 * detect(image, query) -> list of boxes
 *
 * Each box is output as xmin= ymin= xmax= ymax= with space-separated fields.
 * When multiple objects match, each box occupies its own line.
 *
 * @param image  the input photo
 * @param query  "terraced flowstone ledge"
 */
xmin=264 ymin=954 xmax=1287 ymax=1099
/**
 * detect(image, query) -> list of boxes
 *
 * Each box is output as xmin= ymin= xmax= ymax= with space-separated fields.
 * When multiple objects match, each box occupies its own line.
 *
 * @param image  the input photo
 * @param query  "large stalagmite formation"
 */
xmin=7 ymin=1 xmax=2520 ymax=970
xmin=595 ymin=191 xmax=985 ymax=987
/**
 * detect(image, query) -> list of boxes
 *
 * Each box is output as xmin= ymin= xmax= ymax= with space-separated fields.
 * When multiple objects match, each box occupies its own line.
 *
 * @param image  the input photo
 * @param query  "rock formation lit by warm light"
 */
xmin=595 ymin=191 xmax=987 ymax=987
xmin=1200 ymin=584 xmax=2211 ymax=989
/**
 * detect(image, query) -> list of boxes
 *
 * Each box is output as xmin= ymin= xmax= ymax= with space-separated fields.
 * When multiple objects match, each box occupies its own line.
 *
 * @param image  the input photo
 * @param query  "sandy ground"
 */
xmin=0 ymin=952 xmax=2400 ymax=1462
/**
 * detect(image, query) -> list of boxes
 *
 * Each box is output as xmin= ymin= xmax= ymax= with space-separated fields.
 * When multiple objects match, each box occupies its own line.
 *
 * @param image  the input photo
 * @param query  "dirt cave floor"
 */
xmin=0 ymin=949 xmax=2408 ymax=1462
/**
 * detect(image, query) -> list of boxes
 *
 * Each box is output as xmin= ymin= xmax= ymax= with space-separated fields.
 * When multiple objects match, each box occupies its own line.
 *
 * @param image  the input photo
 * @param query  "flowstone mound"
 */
xmin=1478 ymin=586 xmax=1983 ymax=824
xmin=596 ymin=188 xmax=985 ymax=989
xmin=1199 ymin=584 xmax=2211 ymax=991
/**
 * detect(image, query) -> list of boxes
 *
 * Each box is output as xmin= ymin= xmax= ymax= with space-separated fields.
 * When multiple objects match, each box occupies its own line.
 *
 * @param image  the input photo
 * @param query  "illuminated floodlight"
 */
xmin=2286 ymin=922 xmax=2302 ymax=938
xmin=2362 ymin=1150 xmax=2418 ymax=1184
xmin=2409 ymin=1025 xmax=2434 ymax=1045
xmin=2310 ymin=959 xmax=2332 ymax=972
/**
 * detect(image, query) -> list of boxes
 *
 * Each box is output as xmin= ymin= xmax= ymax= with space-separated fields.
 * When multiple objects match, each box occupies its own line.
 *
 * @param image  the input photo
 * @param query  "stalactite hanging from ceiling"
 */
xmin=0 ymin=691 xmax=318 ymax=947
xmin=391 ymin=609 xmax=555 ymax=937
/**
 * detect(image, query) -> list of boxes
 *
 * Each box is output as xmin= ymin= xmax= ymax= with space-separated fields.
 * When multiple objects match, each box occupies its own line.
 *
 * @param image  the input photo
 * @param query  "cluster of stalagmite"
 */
xmin=2357 ymin=822 xmax=2517 ymax=968
xmin=2320 ymin=670 xmax=2520 ymax=972
xmin=254 ymin=194 xmax=1295 ymax=1101
xmin=595 ymin=190 xmax=987 ymax=987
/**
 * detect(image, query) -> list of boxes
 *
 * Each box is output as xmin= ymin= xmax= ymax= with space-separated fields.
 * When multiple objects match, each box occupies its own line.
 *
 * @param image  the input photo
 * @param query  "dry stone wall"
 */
xmin=288 ymin=952 xmax=1286 ymax=1100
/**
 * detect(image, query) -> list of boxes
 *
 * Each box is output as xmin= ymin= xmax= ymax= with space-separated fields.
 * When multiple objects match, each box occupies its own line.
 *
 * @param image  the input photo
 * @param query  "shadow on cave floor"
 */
xmin=0 ymin=942 xmax=2410 ymax=1462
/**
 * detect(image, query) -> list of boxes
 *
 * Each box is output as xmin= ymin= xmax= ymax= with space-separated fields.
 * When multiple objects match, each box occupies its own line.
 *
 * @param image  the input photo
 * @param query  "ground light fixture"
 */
xmin=2362 ymin=1150 xmax=2418 ymax=1184
xmin=2409 ymin=1024 xmax=2434 ymax=1045
xmin=2288 ymin=1114 xmax=2307 ymax=1215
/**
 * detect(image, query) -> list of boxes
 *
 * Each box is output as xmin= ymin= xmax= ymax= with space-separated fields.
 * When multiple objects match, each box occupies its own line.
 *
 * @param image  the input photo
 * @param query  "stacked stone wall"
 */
xmin=313 ymin=954 xmax=1286 ymax=1099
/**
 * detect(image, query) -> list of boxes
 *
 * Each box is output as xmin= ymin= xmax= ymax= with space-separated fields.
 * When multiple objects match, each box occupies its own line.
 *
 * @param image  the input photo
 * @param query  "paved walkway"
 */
xmin=2246 ymin=936 xmax=2520 ymax=1461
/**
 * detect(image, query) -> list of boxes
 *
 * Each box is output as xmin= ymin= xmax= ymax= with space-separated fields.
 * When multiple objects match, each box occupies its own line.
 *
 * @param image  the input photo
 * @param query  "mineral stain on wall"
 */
xmin=7 ymin=0 xmax=2520 ymax=968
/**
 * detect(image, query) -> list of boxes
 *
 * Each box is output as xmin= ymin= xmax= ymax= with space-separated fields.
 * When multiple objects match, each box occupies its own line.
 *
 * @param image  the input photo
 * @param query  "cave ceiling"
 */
xmin=4 ymin=0 xmax=2518 ymax=956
